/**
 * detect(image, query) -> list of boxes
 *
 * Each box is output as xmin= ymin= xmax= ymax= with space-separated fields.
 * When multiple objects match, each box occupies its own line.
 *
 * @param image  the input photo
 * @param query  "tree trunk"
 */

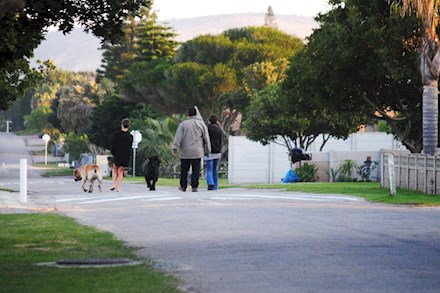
xmin=420 ymin=43 xmax=440 ymax=155
xmin=422 ymin=84 xmax=438 ymax=155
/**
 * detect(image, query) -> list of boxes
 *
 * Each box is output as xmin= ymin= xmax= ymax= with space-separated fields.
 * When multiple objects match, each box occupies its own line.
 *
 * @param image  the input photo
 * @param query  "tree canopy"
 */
xmin=0 ymin=0 xmax=151 ymax=110
xmin=281 ymin=0 xmax=423 ymax=152
xmin=120 ymin=26 xmax=304 ymax=133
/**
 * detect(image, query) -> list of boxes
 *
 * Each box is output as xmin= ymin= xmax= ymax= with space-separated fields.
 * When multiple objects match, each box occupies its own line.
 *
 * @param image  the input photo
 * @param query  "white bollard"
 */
xmin=20 ymin=159 xmax=27 ymax=203
xmin=387 ymin=154 xmax=396 ymax=196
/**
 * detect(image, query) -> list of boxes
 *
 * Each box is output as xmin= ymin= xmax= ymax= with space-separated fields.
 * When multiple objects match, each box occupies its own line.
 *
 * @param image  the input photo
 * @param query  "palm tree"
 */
xmin=392 ymin=0 xmax=440 ymax=155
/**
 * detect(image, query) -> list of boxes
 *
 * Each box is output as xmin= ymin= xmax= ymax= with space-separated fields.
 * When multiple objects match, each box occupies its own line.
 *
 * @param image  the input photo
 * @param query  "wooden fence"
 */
xmin=381 ymin=151 xmax=440 ymax=195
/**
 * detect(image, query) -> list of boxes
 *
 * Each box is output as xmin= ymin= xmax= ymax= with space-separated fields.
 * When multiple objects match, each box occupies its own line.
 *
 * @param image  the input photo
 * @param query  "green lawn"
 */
xmin=238 ymin=182 xmax=440 ymax=206
xmin=0 ymin=213 xmax=182 ymax=293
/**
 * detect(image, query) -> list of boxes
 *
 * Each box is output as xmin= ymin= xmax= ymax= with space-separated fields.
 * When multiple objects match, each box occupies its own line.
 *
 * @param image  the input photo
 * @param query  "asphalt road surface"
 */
xmin=1 ymin=133 xmax=440 ymax=292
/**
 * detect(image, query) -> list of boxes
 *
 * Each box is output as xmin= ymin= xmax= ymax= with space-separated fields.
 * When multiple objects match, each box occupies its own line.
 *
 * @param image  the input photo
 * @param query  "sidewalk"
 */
xmin=0 ymin=190 xmax=41 ymax=214
xmin=0 ymin=134 xmax=66 ymax=214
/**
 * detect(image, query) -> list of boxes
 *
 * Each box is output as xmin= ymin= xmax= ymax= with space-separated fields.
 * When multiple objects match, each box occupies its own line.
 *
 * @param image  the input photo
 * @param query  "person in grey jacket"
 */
xmin=172 ymin=107 xmax=211 ymax=192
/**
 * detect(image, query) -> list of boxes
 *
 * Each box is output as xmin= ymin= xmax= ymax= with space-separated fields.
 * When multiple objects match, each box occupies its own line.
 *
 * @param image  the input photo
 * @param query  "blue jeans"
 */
xmin=205 ymin=159 xmax=219 ymax=190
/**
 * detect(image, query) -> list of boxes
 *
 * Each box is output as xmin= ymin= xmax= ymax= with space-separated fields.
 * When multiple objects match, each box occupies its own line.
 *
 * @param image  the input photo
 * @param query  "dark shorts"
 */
xmin=114 ymin=158 xmax=129 ymax=168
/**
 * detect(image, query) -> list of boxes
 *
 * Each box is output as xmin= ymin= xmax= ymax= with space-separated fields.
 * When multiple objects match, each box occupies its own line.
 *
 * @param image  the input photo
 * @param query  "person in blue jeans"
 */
xmin=204 ymin=114 xmax=223 ymax=190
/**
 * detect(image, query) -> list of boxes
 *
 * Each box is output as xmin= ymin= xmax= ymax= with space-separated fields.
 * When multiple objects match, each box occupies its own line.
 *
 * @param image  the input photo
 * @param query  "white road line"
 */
xmin=56 ymin=196 xmax=103 ymax=203
xmin=211 ymin=197 xmax=254 ymax=201
xmin=146 ymin=197 xmax=183 ymax=201
xmin=78 ymin=195 xmax=169 ymax=204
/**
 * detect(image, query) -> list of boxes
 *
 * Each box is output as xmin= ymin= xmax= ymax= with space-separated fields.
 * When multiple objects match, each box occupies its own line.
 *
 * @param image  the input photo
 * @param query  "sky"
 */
xmin=152 ymin=0 xmax=330 ymax=20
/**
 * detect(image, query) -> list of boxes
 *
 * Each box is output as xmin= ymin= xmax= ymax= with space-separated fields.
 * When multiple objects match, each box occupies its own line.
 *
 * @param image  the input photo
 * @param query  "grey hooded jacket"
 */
xmin=172 ymin=116 xmax=211 ymax=159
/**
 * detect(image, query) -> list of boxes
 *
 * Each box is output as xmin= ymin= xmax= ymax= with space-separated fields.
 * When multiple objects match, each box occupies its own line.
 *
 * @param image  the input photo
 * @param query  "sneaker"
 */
xmin=192 ymin=188 xmax=198 ymax=192
xmin=208 ymin=184 xmax=214 ymax=190
xmin=178 ymin=187 xmax=186 ymax=192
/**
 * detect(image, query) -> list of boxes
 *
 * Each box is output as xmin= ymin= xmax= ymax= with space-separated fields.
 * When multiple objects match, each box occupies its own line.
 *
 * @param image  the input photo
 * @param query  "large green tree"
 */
xmin=120 ymin=26 xmax=304 ymax=134
xmin=282 ymin=0 xmax=423 ymax=152
xmin=0 ymin=0 xmax=151 ymax=110
xmin=97 ymin=7 xmax=177 ymax=82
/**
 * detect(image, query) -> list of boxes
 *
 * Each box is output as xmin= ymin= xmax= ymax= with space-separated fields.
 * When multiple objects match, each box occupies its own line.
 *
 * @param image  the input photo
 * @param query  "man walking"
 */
xmin=172 ymin=107 xmax=211 ymax=192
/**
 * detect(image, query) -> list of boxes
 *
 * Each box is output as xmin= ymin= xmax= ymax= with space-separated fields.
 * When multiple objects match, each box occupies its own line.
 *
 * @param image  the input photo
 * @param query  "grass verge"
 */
xmin=237 ymin=182 xmax=440 ymax=206
xmin=34 ymin=162 xmax=72 ymax=177
xmin=0 ymin=213 xmax=182 ymax=293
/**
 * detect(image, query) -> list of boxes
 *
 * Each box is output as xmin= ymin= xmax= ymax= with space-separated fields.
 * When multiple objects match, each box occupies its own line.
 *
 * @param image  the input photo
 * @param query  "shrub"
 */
xmin=295 ymin=163 xmax=318 ymax=182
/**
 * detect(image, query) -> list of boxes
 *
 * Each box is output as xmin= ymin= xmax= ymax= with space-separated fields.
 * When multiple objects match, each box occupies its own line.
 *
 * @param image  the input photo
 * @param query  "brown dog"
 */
xmin=74 ymin=164 xmax=103 ymax=193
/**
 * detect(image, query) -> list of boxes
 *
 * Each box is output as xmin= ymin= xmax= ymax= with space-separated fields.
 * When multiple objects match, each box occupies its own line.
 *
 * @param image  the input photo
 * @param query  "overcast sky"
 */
xmin=152 ymin=0 xmax=330 ymax=20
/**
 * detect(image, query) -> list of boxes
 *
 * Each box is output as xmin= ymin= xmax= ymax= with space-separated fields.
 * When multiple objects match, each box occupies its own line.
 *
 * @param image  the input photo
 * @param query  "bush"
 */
xmin=327 ymin=159 xmax=358 ymax=182
xmin=63 ymin=133 xmax=89 ymax=163
xmin=295 ymin=163 xmax=318 ymax=182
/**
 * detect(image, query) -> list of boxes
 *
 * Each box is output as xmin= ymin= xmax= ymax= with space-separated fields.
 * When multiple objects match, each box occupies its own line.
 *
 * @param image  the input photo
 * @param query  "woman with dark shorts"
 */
xmin=111 ymin=118 xmax=133 ymax=192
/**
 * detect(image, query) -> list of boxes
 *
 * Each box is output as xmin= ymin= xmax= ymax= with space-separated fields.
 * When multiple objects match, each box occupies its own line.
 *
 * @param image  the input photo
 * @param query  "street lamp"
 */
xmin=130 ymin=130 xmax=142 ymax=177
xmin=41 ymin=134 xmax=50 ymax=166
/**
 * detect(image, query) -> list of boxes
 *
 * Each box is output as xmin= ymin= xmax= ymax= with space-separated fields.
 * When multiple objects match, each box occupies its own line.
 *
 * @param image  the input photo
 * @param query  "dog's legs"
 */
xmin=81 ymin=178 xmax=88 ymax=192
xmin=88 ymin=179 xmax=94 ymax=193
xmin=150 ymin=180 xmax=156 ymax=191
xmin=98 ymin=179 xmax=102 ymax=192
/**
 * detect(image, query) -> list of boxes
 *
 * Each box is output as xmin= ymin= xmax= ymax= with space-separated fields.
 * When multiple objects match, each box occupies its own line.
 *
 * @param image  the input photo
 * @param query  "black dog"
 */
xmin=144 ymin=156 xmax=161 ymax=191
xmin=289 ymin=147 xmax=312 ymax=164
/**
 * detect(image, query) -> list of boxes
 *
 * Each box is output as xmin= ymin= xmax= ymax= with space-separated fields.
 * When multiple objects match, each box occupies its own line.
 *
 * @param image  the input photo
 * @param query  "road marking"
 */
xmin=78 ymin=195 xmax=170 ymax=204
xmin=56 ymin=196 xmax=103 ymax=203
xmin=211 ymin=194 xmax=361 ymax=202
xmin=146 ymin=197 xmax=183 ymax=201
xmin=211 ymin=197 xmax=254 ymax=201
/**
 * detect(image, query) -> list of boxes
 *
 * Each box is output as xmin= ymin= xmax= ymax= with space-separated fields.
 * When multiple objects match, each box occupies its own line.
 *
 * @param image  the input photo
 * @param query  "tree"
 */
xmin=88 ymin=94 xmax=137 ymax=149
xmin=282 ymin=0 xmax=423 ymax=152
xmin=136 ymin=9 xmax=178 ymax=62
xmin=243 ymin=81 xmax=359 ymax=151
xmin=389 ymin=0 xmax=440 ymax=155
xmin=120 ymin=26 xmax=304 ymax=134
xmin=0 ymin=0 xmax=151 ymax=110
xmin=96 ymin=17 xmax=138 ymax=82
xmin=97 ymin=7 xmax=177 ymax=82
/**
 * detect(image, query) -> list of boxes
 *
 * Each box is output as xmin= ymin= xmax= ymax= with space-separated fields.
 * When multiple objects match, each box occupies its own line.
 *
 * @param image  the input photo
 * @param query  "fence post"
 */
xmin=424 ymin=156 xmax=428 ymax=194
xmin=388 ymin=154 xmax=396 ymax=196
xmin=380 ymin=151 xmax=385 ymax=187
xmin=434 ymin=156 xmax=437 ymax=195
xmin=406 ymin=155 xmax=410 ymax=189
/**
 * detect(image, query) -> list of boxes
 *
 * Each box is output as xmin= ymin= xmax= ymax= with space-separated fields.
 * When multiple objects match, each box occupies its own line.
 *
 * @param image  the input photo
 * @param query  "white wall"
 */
xmin=228 ymin=133 xmax=407 ymax=184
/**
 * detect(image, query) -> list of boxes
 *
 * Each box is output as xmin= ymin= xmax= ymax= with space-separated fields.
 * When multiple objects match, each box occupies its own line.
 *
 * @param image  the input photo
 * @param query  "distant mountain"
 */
xmin=31 ymin=13 xmax=318 ymax=72
xmin=168 ymin=13 xmax=317 ymax=42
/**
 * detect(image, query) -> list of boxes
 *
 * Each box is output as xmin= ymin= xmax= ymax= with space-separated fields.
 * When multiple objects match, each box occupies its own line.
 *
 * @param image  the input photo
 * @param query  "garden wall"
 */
xmin=228 ymin=133 xmax=405 ymax=184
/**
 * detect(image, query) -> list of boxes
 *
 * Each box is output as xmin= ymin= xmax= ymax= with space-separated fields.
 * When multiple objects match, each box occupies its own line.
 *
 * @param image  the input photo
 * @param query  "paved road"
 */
xmin=1 ymin=133 xmax=440 ymax=292
xmin=0 ymin=132 xmax=43 ymax=179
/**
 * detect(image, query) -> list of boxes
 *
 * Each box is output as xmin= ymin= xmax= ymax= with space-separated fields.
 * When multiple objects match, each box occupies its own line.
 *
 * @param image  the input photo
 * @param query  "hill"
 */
xmin=31 ymin=13 xmax=318 ymax=72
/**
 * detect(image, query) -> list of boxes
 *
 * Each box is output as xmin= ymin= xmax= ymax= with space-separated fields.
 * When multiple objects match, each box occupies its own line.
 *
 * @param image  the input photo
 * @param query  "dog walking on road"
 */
xmin=74 ymin=164 xmax=103 ymax=193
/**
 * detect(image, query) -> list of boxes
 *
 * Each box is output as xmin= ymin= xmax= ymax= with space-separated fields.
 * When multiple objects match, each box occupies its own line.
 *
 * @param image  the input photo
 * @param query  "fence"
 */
xmin=381 ymin=151 xmax=440 ymax=195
